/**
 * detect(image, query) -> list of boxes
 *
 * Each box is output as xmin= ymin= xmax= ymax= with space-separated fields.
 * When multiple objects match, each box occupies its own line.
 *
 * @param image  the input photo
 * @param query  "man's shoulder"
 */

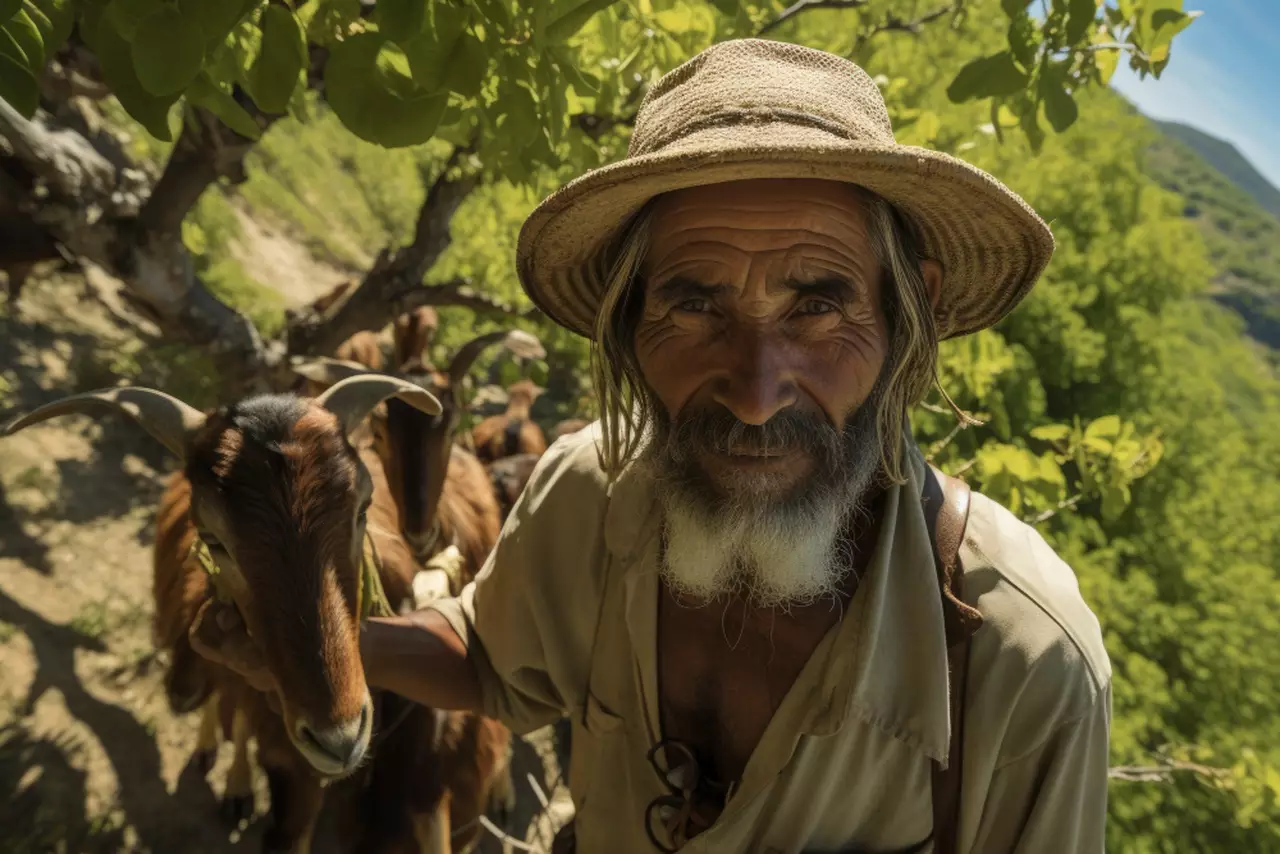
xmin=520 ymin=420 xmax=612 ymax=509
xmin=961 ymin=490 xmax=1111 ymax=722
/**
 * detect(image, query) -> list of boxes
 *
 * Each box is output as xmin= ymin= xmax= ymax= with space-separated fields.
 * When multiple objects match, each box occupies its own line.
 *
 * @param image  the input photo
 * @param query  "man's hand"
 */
xmin=189 ymin=599 xmax=280 ymax=709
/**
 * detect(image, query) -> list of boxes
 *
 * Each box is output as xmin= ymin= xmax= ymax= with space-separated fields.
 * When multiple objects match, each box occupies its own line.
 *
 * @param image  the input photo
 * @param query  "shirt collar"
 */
xmin=601 ymin=430 xmax=960 ymax=764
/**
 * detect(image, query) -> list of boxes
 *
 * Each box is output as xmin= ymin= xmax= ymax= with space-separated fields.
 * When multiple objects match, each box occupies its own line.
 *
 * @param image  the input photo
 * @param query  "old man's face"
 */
xmin=634 ymin=178 xmax=894 ymax=607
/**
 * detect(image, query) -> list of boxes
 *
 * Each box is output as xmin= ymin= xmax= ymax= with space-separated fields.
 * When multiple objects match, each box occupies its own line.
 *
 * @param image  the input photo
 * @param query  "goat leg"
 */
xmin=192 ymin=694 xmax=220 ymax=775
xmin=221 ymin=707 xmax=255 ymax=828
xmin=261 ymin=761 xmax=323 ymax=854
xmin=414 ymin=792 xmax=452 ymax=854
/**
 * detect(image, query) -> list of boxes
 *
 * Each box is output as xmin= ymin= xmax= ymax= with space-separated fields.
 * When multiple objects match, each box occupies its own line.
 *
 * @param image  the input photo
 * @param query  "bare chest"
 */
xmin=656 ymin=586 xmax=843 ymax=787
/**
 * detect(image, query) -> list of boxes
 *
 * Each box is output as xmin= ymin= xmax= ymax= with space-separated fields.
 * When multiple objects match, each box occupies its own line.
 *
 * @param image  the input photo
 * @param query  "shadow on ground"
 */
xmin=0 ymin=590 xmax=267 ymax=853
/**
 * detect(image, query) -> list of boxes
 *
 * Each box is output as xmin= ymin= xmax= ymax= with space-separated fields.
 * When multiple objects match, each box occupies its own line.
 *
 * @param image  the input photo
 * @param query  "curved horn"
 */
xmin=315 ymin=374 xmax=442 ymax=435
xmin=447 ymin=329 xmax=546 ymax=388
xmin=1 ymin=387 xmax=205 ymax=458
xmin=291 ymin=356 xmax=378 ymax=389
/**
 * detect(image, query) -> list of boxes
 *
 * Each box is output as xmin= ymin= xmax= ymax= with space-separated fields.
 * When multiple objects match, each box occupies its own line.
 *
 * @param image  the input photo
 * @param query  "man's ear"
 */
xmin=920 ymin=259 xmax=944 ymax=312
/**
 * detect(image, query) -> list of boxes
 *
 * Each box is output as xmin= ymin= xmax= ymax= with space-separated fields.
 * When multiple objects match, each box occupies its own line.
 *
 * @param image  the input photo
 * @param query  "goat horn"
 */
xmin=290 ymin=356 xmax=378 ymax=388
xmin=1 ymin=387 xmax=205 ymax=458
xmin=447 ymin=329 xmax=546 ymax=388
xmin=315 ymin=374 xmax=441 ymax=435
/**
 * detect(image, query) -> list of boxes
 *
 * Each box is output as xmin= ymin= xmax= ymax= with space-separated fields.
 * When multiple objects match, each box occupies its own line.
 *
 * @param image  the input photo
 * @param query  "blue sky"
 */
xmin=1109 ymin=0 xmax=1280 ymax=188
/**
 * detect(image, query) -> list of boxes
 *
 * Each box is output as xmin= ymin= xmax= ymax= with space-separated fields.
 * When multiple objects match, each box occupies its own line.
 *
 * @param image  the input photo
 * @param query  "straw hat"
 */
xmin=516 ymin=38 xmax=1055 ymax=341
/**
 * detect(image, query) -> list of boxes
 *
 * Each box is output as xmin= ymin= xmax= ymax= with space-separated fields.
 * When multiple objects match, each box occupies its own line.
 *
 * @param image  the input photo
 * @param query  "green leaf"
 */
xmin=442 ymin=32 xmax=485 ymax=96
xmin=1006 ymin=12 xmax=1038 ymax=69
xmin=186 ymin=71 xmax=260 ymax=137
xmin=1039 ymin=65 xmax=1078 ymax=133
xmin=325 ymin=31 xmax=448 ymax=147
xmin=1147 ymin=8 xmax=1198 ymax=63
xmin=305 ymin=0 xmax=359 ymax=46
xmin=1019 ymin=104 xmax=1044 ymax=153
xmin=178 ymin=0 xmax=256 ymax=48
xmin=402 ymin=3 xmax=468 ymax=92
xmin=376 ymin=0 xmax=427 ymax=43
xmin=1064 ymin=0 xmax=1095 ymax=44
xmin=544 ymin=0 xmax=617 ymax=44
xmin=1000 ymin=0 xmax=1026 ymax=16
xmin=431 ymin=0 xmax=467 ymax=47
xmin=1092 ymin=33 xmax=1120 ymax=84
xmin=946 ymin=51 xmax=1030 ymax=103
xmin=97 ymin=7 xmax=180 ymax=136
xmin=0 ymin=0 xmax=22 ymax=21
xmin=472 ymin=0 xmax=509 ymax=33
xmin=26 ymin=0 xmax=75 ymax=53
xmin=1085 ymin=414 xmax=1122 ymax=442
xmin=245 ymin=4 xmax=304 ymax=113
xmin=96 ymin=12 xmax=177 ymax=139
xmin=104 ymin=0 xmax=161 ymax=41
xmin=131 ymin=6 xmax=205 ymax=96
xmin=550 ymin=46 xmax=598 ymax=94
xmin=5 ymin=10 xmax=41 ymax=74
xmin=1030 ymin=424 xmax=1072 ymax=442
xmin=0 ymin=45 xmax=37 ymax=115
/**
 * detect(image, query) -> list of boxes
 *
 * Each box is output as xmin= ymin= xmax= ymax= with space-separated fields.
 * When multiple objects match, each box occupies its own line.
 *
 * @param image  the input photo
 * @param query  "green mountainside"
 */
xmin=1145 ymin=121 xmax=1280 ymax=350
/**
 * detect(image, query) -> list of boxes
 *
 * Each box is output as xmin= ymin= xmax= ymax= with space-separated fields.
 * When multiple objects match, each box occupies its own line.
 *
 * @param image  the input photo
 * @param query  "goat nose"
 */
xmin=295 ymin=697 xmax=372 ymax=770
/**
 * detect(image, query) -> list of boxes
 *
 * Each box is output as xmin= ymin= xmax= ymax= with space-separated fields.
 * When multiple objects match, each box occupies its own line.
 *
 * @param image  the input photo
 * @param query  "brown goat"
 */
xmin=2 ymin=381 xmax=511 ymax=854
xmin=470 ymin=379 xmax=548 ymax=464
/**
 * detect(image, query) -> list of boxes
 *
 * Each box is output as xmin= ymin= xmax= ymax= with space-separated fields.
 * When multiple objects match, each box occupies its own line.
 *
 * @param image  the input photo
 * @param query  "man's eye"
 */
xmin=675 ymin=298 xmax=711 ymax=313
xmin=796 ymin=298 xmax=838 ymax=316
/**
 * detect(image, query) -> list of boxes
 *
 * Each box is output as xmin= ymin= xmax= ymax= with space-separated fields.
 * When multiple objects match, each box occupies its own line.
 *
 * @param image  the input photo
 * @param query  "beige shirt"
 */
xmin=429 ymin=424 xmax=1111 ymax=853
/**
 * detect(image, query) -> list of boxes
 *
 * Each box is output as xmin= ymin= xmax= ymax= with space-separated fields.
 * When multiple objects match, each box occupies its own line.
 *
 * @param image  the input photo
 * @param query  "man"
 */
xmin=194 ymin=39 xmax=1110 ymax=853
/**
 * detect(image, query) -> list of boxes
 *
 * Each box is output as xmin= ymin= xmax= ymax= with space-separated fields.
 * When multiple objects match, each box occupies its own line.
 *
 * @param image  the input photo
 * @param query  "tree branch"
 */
xmin=1024 ymin=493 xmax=1084 ymax=525
xmin=393 ymin=278 xmax=542 ymax=321
xmin=1108 ymin=758 xmax=1229 ymax=784
xmin=284 ymin=147 xmax=490 ymax=358
xmin=758 ymin=0 xmax=870 ymax=36
xmin=852 ymin=2 xmax=961 ymax=49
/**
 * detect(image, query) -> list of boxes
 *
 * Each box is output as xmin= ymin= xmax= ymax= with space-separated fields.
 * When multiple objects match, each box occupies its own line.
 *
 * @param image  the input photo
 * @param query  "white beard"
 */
xmin=658 ymin=482 xmax=855 ymax=609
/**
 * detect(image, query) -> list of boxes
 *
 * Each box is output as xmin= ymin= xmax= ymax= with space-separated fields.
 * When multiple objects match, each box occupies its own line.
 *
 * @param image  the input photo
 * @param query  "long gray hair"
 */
xmin=589 ymin=186 xmax=948 ymax=484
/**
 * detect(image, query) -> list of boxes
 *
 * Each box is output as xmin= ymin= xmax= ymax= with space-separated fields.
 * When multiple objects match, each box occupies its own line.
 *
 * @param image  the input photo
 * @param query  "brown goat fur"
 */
xmin=392 ymin=307 xmax=439 ymax=371
xmin=151 ymin=393 xmax=509 ymax=853
xmin=470 ymin=380 xmax=548 ymax=464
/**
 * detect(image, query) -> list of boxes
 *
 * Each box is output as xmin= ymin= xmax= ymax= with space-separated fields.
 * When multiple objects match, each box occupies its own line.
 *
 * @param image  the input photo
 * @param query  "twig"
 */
xmin=1024 ymin=493 xmax=1083 ymax=525
xmin=852 ymin=2 xmax=959 ymax=49
xmin=1109 ymin=758 xmax=1229 ymax=784
xmin=527 ymin=772 xmax=551 ymax=810
xmin=758 ymin=0 xmax=870 ymax=35
xmin=477 ymin=815 xmax=538 ymax=852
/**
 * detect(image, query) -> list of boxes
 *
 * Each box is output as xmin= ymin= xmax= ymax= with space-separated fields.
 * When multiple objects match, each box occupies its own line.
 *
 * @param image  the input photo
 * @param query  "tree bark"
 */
xmin=284 ymin=151 xmax=495 ymax=358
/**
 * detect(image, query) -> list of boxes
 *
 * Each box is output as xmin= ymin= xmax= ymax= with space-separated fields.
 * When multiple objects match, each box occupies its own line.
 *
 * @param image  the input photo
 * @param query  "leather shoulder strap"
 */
xmin=924 ymin=464 xmax=977 ymax=854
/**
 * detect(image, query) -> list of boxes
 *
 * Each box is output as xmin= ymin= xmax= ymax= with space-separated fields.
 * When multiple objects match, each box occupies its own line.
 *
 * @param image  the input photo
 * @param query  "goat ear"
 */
xmin=1 ymin=387 xmax=205 ymax=458
xmin=315 ymin=374 xmax=442 ymax=435
xmin=447 ymin=329 xmax=546 ymax=388
xmin=291 ymin=356 xmax=378 ymax=390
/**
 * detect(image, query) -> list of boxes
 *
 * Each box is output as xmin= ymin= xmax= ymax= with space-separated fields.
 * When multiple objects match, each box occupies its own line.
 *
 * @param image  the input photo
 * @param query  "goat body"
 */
xmin=150 ymin=399 xmax=509 ymax=854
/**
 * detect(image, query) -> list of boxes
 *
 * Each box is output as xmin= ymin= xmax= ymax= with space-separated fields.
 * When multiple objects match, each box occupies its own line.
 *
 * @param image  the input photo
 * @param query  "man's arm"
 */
xmin=189 ymin=599 xmax=485 ymax=713
xmin=969 ymin=681 xmax=1111 ymax=853
xmin=360 ymin=608 xmax=483 ymax=711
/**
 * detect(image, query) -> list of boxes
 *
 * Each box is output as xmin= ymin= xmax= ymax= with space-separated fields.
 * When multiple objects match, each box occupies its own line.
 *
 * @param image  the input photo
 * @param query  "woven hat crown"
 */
xmin=630 ymin=39 xmax=896 ymax=157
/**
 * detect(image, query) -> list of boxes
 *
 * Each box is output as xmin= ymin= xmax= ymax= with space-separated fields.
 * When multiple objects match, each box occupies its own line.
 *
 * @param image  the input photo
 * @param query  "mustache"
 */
xmin=662 ymin=407 xmax=843 ymax=467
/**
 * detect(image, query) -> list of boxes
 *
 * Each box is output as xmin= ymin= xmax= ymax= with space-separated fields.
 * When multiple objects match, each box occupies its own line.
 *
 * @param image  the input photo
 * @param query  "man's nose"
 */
xmin=710 ymin=332 xmax=797 ymax=426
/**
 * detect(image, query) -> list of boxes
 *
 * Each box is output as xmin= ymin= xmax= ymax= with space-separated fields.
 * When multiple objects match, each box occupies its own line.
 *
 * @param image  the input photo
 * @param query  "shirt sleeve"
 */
xmin=969 ymin=680 xmax=1112 ymax=853
xmin=424 ymin=432 xmax=612 ymax=735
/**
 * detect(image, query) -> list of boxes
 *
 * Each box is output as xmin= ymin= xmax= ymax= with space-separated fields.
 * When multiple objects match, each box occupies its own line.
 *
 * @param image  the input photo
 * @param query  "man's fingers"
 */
xmin=189 ymin=600 xmax=273 ymax=690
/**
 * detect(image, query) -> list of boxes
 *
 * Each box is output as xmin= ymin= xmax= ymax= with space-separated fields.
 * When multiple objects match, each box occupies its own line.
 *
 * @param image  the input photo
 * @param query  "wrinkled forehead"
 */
xmin=642 ymin=179 xmax=878 ymax=287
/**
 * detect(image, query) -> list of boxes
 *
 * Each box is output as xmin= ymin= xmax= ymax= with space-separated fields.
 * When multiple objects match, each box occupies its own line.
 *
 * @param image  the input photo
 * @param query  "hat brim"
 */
xmin=517 ymin=124 xmax=1054 ymax=341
